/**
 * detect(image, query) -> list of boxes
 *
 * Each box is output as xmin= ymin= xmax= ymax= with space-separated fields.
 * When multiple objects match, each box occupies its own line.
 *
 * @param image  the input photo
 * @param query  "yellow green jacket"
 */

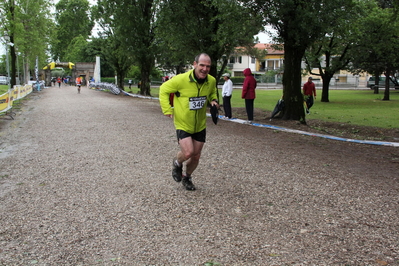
xmin=159 ymin=70 xmax=217 ymax=134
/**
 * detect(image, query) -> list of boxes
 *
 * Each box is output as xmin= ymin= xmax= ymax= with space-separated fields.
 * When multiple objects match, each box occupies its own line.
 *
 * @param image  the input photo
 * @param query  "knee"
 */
xmin=184 ymin=151 xmax=200 ymax=161
xmin=183 ymin=151 xmax=192 ymax=160
xmin=191 ymin=152 xmax=201 ymax=161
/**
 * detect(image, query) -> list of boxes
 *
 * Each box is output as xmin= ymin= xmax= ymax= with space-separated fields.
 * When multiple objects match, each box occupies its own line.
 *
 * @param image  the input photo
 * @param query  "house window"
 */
xmin=267 ymin=60 xmax=275 ymax=69
xmin=238 ymin=56 xmax=242 ymax=64
xmin=229 ymin=57 xmax=235 ymax=64
xmin=251 ymin=57 xmax=255 ymax=64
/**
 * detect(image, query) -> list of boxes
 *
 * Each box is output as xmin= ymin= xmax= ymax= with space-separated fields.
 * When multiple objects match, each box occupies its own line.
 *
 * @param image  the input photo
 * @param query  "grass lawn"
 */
xmin=148 ymin=87 xmax=399 ymax=129
xmin=0 ymin=85 xmax=9 ymax=95
xmin=3 ymin=84 xmax=397 ymax=129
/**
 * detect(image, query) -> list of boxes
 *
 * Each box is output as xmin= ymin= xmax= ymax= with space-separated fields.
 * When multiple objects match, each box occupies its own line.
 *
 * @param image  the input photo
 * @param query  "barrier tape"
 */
xmin=104 ymin=90 xmax=399 ymax=147
xmin=212 ymin=115 xmax=399 ymax=147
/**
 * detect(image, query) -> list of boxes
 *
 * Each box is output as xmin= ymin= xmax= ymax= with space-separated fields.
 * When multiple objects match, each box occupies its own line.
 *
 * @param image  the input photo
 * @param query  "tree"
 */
xmin=348 ymin=1 xmax=399 ymax=100
xmin=64 ymin=35 xmax=89 ymax=63
xmin=244 ymin=0 xmax=355 ymax=123
xmin=62 ymin=36 xmax=116 ymax=77
xmin=1 ymin=0 xmax=53 ymax=85
xmin=303 ymin=1 xmax=360 ymax=102
xmin=94 ymin=0 xmax=158 ymax=96
xmin=51 ymin=0 xmax=94 ymax=62
xmin=156 ymin=0 xmax=263 ymax=83
xmin=0 ymin=0 xmax=17 ymax=87
xmin=102 ymin=35 xmax=133 ymax=89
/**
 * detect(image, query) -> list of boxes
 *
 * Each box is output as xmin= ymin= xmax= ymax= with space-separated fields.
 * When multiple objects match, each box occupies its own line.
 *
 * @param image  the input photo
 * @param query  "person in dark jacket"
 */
xmin=303 ymin=76 xmax=316 ymax=114
xmin=241 ymin=68 xmax=257 ymax=123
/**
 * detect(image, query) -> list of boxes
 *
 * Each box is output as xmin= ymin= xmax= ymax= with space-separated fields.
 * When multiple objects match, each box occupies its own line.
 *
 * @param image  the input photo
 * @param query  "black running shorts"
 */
xmin=176 ymin=129 xmax=206 ymax=143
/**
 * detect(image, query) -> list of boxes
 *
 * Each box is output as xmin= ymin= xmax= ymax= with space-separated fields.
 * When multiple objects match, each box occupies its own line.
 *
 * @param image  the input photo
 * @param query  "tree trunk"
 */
xmin=209 ymin=58 xmax=220 ymax=102
xmin=383 ymin=83 xmax=390 ymax=100
xmin=140 ymin=65 xmax=151 ymax=96
xmin=117 ymin=72 xmax=125 ymax=91
xmin=10 ymin=35 xmax=17 ymax=87
xmin=24 ymin=55 xmax=30 ymax=84
xmin=382 ymin=68 xmax=391 ymax=101
xmin=373 ymin=71 xmax=381 ymax=94
xmin=281 ymin=45 xmax=306 ymax=123
xmin=321 ymin=73 xmax=334 ymax=103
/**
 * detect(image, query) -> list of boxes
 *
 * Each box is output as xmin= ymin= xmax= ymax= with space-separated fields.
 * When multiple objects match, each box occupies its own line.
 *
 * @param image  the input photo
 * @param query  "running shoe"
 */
xmin=172 ymin=159 xmax=182 ymax=182
xmin=182 ymin=175 xmax=196 ymax=191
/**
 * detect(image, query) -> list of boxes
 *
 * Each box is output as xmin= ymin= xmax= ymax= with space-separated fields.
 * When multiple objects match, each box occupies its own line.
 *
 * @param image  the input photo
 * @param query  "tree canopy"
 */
xmin=51 ymin=0 xmax=94 ymax=62
xmin=348 ymin=0 xmax=399 ymax=100
xmin=303 ymin=0 xmax=362 ymax=102
xmin=93 ymin=0 xmax=158 ymax=95
xmin=156 ymin=0 xmax=263 ymax=82
xmin=1 ymin=0 xmax=53 ymax=85
xmin=243 ymin=0 xmax=358 ymax=122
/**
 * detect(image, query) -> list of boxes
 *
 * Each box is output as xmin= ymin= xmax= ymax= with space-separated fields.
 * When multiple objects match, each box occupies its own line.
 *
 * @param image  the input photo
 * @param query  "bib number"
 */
xmin=189 ymin=96 xmax=206 ymax=110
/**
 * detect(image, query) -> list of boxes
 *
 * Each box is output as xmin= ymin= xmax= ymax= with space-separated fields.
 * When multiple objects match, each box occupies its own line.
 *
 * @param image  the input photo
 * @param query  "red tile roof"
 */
xmin=254 ymin=43 xmax=284 ymax=54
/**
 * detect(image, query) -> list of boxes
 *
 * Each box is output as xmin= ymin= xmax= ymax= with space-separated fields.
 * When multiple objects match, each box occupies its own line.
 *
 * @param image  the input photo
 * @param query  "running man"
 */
xmin=76 ymin=77 xmax=82 ymax=93
xmin=159 ymin=53 xmax=219 ymax=191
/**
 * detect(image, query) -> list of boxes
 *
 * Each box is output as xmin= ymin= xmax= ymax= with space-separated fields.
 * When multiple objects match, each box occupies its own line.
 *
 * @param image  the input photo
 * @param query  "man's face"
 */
xmin=193 ymin=55 xmax=211 ymax=79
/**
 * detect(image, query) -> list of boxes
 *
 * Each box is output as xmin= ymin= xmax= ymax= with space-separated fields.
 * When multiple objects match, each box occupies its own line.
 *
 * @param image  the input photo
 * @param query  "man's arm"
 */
xmin=159 ymin=80 xmax=176 ymax=116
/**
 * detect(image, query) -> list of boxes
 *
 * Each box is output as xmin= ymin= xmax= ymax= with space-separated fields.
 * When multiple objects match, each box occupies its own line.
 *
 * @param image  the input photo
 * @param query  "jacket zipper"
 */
xmin=194 ymin=81 xmax=205 ymax=133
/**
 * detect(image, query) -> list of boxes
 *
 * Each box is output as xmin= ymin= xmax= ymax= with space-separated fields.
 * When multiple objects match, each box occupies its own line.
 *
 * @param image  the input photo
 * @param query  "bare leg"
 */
xmin=177 ymin=137 xmax=204 ymax=175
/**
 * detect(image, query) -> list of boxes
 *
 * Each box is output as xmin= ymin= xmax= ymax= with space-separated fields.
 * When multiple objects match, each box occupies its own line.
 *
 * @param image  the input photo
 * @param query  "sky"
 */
xmin=255 ymin=32 xmax=273 ymax=43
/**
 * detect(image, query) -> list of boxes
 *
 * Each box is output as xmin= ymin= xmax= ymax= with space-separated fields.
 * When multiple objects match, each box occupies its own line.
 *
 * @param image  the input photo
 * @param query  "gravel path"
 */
xmin=0 ymin=85 xmax=398 ymax=265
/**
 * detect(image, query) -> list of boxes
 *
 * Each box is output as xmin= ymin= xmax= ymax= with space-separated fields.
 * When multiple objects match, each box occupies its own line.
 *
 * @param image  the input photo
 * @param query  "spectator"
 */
xmin=222 ymin=73 xmax=233 ymax=119
xmin=241 ymin=68 xmax=257 ymax=123
xmin=303 ymin=77 xmax=316 ymax=114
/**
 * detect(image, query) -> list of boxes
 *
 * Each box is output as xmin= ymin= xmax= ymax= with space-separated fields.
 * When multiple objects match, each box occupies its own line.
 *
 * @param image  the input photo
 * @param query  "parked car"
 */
xmin=366 ymin=76 xmax=398 ymax=88
xmin=0 ymin=76 xmax=8 ymax=85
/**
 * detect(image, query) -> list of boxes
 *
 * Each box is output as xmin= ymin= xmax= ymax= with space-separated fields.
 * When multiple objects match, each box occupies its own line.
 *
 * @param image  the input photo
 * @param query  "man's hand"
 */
xmin=211 ymin=100 xmax=219 ymax=109
xmin=165 ymin=114 xmax=173 ymax=118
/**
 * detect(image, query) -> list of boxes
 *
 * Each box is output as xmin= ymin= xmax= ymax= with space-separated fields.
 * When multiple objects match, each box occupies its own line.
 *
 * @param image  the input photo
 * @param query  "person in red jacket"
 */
xmin=241 ymin=68 xmax=257 ymax=123
xmin=303 ymin=76 xmax=316 ymax=114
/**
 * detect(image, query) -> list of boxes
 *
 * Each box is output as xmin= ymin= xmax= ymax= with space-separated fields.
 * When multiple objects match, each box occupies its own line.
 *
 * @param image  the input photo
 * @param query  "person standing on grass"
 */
xmin=222 ymin=73 xmax=233 ymax=119
xmin=128 ymin=79 xmax=132 ymax=90
xmin=159 ymin=53 xmax=219 ymax=191
xmin=241 ymin=68 xmax=257 ymax=123
xmin=303 ymin=76 xmax=316 ymax=114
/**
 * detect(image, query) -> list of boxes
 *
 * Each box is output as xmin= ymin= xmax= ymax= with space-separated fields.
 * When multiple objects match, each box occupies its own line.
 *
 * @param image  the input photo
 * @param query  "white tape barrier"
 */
xmin=100 ymin=90 xmax=399 ymax=147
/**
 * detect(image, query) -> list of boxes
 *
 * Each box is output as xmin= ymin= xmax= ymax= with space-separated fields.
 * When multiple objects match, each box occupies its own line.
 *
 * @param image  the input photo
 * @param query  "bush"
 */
xmin=231 ymin=77 xmax=245 ymax=84
xmin=101 ymin=77 xmax=115 ymax=83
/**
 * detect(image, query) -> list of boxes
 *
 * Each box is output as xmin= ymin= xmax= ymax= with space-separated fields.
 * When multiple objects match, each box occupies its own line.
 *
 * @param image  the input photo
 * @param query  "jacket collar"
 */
xmin=189 ymin=69 xmax=208 ymax=84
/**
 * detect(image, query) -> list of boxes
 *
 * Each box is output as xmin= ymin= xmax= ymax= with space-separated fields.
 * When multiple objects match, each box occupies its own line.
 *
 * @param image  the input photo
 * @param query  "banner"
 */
xmin=0 ymin=92 xmax=10 ymax=113
xmin=1 ymin=85 xmax=33 ymax=118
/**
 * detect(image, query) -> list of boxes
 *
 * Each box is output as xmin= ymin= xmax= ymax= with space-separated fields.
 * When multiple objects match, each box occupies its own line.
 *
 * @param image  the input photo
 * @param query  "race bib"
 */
xmin=189 ymin=96 xmax=207 ymax=110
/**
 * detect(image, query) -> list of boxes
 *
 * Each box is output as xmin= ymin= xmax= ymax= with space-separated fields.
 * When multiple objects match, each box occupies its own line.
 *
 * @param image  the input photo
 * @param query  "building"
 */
xmin=227 ymin=43 xmax=284 ymax=83
xmin=227 ymin=43 xmax=367 ymax=87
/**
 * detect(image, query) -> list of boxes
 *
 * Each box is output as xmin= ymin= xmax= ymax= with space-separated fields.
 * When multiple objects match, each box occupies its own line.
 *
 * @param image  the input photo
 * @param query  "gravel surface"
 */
xmin=0 ymin=85 xmax=398 ymax=265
